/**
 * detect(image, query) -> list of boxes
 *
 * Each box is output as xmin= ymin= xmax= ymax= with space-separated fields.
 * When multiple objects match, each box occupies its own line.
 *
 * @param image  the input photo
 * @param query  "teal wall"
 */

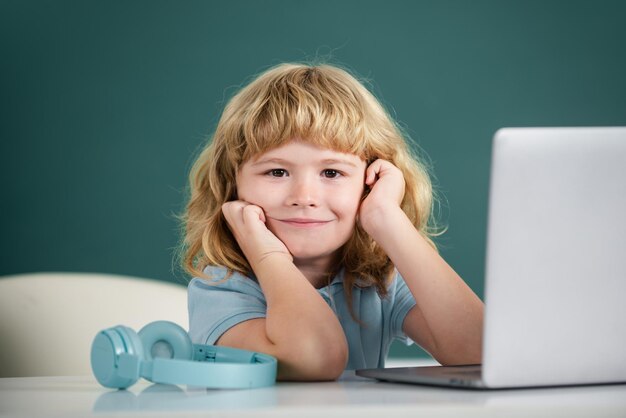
xmin=2 ymin=1 xmax=625 ymax=357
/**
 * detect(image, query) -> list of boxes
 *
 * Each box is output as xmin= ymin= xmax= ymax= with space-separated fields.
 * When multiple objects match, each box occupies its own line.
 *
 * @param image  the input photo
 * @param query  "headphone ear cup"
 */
xmin=138 ymin=321 xmax=193 ymax=362
xmin=91 ymin=326 xmax=143 ymax=389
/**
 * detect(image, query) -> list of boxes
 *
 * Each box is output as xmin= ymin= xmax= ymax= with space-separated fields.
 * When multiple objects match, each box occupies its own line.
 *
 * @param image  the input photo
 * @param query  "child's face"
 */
xmin=236 ymin=140 xmax=367 ymax=266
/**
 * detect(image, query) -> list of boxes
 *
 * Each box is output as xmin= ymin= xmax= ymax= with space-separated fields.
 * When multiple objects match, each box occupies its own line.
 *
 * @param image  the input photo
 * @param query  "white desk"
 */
xmin=2 ymin=364 xmax=626 ymax=418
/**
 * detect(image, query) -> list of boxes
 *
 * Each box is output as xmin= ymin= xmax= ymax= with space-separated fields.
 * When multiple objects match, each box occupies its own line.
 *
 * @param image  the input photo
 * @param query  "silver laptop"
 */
xmin=357 ymin=127 xmax=626 ymax=389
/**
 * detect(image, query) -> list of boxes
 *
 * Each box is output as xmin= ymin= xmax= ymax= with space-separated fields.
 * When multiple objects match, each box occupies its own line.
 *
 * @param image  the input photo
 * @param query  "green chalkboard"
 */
xmin=1 ymin=0 xmax=625 ymax=358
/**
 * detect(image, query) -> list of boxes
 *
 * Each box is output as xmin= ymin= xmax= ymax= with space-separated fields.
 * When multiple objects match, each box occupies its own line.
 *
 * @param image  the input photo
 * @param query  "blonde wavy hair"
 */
xmin=181 ymin=62 xmax=442 ymax=305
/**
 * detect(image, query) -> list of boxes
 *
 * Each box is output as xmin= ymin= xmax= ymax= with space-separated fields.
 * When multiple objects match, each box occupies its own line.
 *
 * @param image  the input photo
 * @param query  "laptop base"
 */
xmin=356 ymin=365 xmax=486 ymax=389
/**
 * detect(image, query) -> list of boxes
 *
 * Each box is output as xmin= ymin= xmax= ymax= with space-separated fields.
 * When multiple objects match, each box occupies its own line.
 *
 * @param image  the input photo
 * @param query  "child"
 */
xmin=182 ymin=63 xmax=484 ymax=381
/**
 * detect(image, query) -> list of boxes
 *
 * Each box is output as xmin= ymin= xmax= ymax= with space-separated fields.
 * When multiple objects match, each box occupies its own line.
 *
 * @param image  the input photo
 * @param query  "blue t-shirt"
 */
xmin=187 ymin=265 xmax=416 ymax=370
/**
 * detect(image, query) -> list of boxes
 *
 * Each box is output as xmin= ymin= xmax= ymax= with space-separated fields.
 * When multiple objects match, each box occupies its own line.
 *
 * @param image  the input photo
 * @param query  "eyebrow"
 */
xmin=251 ymin=157 xmax=359 ymax=168
xmin=321 ymin=158 xmax=359 ymax=167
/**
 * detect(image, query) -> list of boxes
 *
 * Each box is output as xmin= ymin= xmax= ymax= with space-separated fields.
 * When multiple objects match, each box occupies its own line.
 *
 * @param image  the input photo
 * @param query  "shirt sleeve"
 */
xmin=187 ymin=266 xmax=267 ymax=345
xmin=389 ymin=272 xmax=417 ymax=345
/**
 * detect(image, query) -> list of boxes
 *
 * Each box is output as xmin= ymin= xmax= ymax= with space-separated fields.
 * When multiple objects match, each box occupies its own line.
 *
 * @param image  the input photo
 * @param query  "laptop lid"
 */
xmin=357 ymin=127 xmax=626 ymax=389
xmin=482 ymin=127 xmax=626 ymax=387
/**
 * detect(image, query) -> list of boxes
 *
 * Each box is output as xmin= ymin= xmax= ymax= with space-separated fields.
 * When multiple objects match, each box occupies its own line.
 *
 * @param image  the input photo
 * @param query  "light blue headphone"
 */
xmin=91 ymin=321 xmax=277 ymax=389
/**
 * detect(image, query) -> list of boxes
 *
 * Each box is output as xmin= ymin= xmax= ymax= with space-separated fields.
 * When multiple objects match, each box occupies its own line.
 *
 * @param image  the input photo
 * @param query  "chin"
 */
xmin=284 ymin=243 xmax=338 ymax=261
xmin=287 ymin=248 xmax=327 ymax=259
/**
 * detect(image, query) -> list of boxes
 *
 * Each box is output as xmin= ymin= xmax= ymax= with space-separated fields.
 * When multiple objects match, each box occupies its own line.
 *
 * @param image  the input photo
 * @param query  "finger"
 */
xmin=221 ymin=201 xmax=247 ymax=227
xmin=242 ymin=204 xmax=266 ymax=225
xmin=222 ymin=201 xmax=241 ymax=218
xmin=365 ymin=159 xmax=384 ymax=186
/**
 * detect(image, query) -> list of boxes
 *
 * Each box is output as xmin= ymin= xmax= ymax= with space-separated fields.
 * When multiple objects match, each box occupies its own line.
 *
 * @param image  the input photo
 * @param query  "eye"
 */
xmin=322 ymin=169 xmax=341 ymax=179
xmin=267 ymin=169 xmax=288 ymax=177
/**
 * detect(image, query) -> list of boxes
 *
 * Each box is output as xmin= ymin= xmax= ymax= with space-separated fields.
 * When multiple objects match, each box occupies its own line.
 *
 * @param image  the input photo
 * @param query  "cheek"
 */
xmin=238 ymin=184 xmax=269 ymax=206
xmin=334 ymin=188 xmax=364 ymax=219
xmin=236 ymin=174 xmax=261 ymax=202
xmin=235 ymin=181 xmax=252 ymax=201
xmin=237 ymin=180 xmax=283 ymax=212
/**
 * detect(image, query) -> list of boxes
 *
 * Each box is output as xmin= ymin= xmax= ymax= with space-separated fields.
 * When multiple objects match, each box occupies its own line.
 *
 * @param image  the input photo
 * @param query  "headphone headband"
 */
xmin=91 ymin=321 xmax=277 ymax=389
xmin=145 ymin=344 xmax=277 ymax=388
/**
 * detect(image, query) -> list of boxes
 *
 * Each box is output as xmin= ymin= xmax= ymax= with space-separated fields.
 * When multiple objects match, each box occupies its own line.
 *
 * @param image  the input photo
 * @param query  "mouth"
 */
xmin=275 ymin=218 xmax=332 ymax=228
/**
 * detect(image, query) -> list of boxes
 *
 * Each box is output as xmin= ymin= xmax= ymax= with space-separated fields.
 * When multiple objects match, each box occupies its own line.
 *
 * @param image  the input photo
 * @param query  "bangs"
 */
xmin=238 ymin=65 xmax=373 ymax=162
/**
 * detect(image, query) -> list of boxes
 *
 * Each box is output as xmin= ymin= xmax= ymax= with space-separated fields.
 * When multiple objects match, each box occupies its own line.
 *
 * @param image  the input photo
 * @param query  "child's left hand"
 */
xmin=358 ymin=159 xmax=405 ymax=233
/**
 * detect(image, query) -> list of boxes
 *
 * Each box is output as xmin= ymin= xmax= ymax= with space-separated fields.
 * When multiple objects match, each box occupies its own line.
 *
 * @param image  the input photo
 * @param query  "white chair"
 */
xmin=0 ymin=272 xmax=188 ymax=378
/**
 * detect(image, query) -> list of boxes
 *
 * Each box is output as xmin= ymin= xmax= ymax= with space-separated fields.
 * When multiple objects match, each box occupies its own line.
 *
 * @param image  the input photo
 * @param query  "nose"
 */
xmin=286 ymin=176 xmax=319 ymax=207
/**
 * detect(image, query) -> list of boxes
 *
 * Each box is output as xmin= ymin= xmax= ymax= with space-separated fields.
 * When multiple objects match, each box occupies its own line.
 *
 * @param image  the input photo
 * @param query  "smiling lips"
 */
xmin=278 ymin=218 xmax=332 ymax=228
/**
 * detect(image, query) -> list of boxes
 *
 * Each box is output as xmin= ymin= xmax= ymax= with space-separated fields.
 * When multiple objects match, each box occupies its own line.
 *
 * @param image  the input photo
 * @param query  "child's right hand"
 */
xmin=221 ymin=200 xmax=293 ymax=268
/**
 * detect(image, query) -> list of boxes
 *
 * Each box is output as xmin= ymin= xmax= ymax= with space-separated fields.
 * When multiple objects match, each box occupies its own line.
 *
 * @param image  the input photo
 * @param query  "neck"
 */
xmin=293 ymin=253 xmax=340 ymax=289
